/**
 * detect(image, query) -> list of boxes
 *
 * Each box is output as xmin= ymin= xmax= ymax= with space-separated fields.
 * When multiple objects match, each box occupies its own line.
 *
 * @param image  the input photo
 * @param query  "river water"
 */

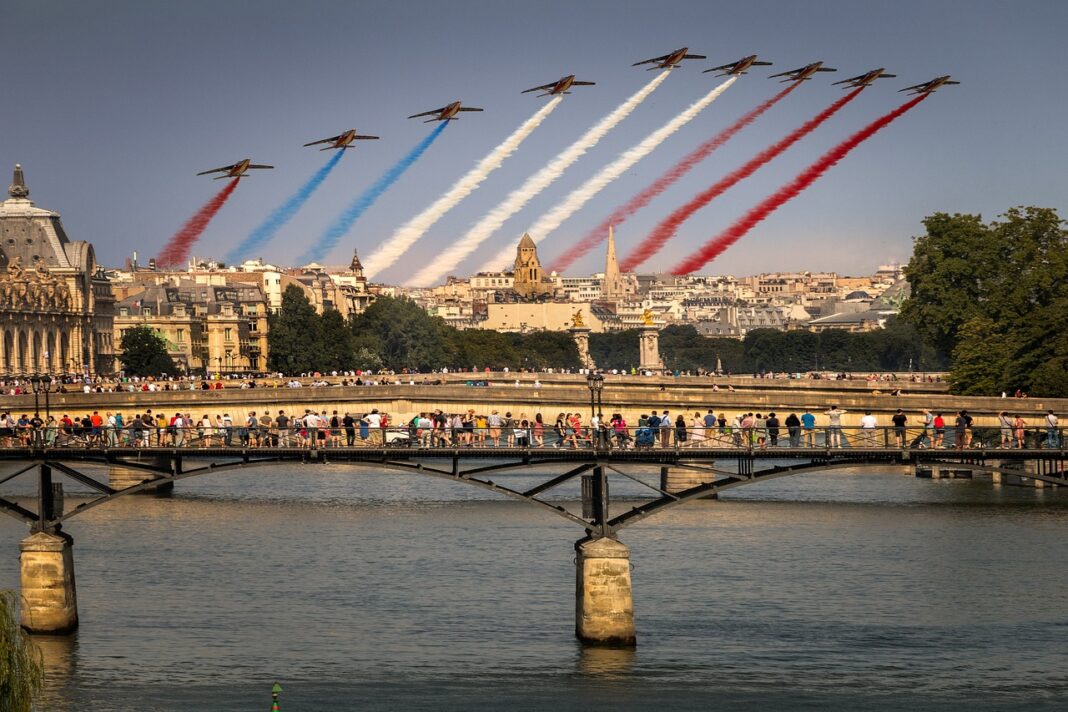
xmin=1 ymin=462 xmax=1067 ymax=711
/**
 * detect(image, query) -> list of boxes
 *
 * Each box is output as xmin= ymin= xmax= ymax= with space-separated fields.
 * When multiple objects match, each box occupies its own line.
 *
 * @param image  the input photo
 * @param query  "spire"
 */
xmin=8 ymin=163 xmax=29 ymax=199
xmin=350 ymin=249 xmax=364 ymax=275
xmin=517 ymin=232 xmax=536 ymax=250
xmin=601 ymin=224 xmax=623 ymax=299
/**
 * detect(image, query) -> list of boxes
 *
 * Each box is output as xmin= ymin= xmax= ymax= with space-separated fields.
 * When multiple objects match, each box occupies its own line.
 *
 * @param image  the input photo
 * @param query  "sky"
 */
xmin=2 ymin=0 xmax=1065 ymax=281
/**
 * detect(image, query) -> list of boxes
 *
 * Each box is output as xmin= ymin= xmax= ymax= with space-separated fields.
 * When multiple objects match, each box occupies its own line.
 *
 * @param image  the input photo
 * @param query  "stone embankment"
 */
xmin=4 ymin=373 xmax=1061 ymax=427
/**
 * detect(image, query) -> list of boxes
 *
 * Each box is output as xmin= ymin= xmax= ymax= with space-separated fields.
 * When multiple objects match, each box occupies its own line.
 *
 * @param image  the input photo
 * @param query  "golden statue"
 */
xmin=641 ymin=307 xmax=655 ymax=326
xmin=571 ymin=309 xmax=585 ymax=328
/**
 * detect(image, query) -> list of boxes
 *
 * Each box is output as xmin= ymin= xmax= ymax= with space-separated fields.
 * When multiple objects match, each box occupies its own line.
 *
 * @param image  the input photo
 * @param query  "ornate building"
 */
xmin=0 ymin=165 xmax=115 ymax=376
xmin=511 ymin=233 xmax=553 ymax=300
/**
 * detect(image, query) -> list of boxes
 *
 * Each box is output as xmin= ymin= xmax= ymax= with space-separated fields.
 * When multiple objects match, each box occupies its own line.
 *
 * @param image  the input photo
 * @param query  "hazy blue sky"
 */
xmin=3 ymin=0 xmax=1064 ymax=280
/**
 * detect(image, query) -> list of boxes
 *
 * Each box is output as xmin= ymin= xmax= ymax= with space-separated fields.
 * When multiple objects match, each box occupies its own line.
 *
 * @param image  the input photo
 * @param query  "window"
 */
xmin=177 ymin=329 xmax=185 ymax=343
xmin=142 ymin=307 xmax=151 ymax=316
xmin=225 ymin=328 xmax=233 ymax=341
xmin=119 ymin=307 xmax=128 ymax=317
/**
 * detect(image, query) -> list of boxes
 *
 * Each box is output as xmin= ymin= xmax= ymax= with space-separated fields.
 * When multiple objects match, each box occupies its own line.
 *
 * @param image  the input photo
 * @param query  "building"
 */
xmin=0 ymin=164 xmax=115 ymax=376
xmin=114 ymin=279 xmax=269 ymax=374
xmin=511 ymin=233 xmax=554 ymax=299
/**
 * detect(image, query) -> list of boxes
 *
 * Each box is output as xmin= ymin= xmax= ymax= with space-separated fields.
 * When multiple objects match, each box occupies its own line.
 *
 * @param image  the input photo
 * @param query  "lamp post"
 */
xmin=586 ymin=371 xmax=605 ymax=449
xmin=29 ymin=375 xmax=55 ymax=419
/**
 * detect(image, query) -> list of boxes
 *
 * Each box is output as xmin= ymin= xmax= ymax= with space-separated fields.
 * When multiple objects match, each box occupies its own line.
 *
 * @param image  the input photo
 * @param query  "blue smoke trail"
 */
xmin=226 ymin=150 xmax=345 ymax=265
xmin=302 ymin=122 xmax=448 ymax=264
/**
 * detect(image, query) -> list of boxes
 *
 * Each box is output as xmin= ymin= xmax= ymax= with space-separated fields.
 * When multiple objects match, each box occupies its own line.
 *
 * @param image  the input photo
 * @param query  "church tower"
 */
xmin=600 ymin=224 xmax=625 ymax=300
xmin=512 ymin=233 xmax=551 ymax=299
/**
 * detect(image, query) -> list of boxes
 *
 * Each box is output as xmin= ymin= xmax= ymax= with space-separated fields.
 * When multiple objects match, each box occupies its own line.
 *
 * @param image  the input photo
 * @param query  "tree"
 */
xmin=267 ymin=285 xmax=321 ymax=374
xmin=318 ymin=309 xmax=356 ymax=372
xmin=0 ymin=591 xmax=43 ymax=712
xmin=901 ymin=206 xmax=1068 ymax=395
xmin=118 ymin=325 xmax=177 ymax=376
xmin=350 ymin=296 xmax=454 ymax=370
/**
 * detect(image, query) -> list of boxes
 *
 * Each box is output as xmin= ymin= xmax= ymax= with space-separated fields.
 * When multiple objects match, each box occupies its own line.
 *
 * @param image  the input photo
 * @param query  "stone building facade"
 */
xmin=0 ymin=165 xmax=115 ymax=376
xmin=114 ymin=280 xmax=269 ymax=374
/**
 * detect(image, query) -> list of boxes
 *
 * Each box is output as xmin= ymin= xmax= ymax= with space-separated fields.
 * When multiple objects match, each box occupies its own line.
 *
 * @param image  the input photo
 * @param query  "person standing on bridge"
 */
xmin=801 ymin=409 xmax=816 ymax=447
xmin=998 ymin=411 xmax=1013 ymax=449
xmin=825 ymin=406 xmax=846 ymax=448
xmin=860 ymin=412 xmax=878 ymax=447
xmin=892 ymin=409 xmax=907 ymax=448
xmin=1045 ymin=410 xmax=1060 ymax=449
xmin=1013 ymin=414 xmax=1027 ymax=448
xmin=766 ymin=413 xmax=781 ymax=448
xmin=785 ymin=413 xmax=801 ymax=448
xmin=660 ymin=410 xmax=672 ymax=448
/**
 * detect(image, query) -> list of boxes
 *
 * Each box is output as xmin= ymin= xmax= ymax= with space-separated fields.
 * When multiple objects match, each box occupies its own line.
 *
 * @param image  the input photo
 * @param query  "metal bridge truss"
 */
xmin=0 ymin=447 xmax=1064 ymax=538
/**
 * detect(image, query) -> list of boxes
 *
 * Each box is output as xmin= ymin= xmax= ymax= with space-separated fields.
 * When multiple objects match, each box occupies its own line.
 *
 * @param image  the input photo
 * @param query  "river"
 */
xmin=1 ymin=463 xmax=1066 ymax=711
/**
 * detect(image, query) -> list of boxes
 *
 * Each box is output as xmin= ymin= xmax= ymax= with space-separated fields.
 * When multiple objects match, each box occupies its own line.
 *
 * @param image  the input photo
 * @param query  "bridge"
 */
xmin=2 ymin=436 xmax=1064 ymax=646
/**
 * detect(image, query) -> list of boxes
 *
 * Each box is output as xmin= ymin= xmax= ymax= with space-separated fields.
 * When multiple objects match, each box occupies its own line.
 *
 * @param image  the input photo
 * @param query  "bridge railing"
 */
xmin=1 ymin=423 xmax=1063 ymax=452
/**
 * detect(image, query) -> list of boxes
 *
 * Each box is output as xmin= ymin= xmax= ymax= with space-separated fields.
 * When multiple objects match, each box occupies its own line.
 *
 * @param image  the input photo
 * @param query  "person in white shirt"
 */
xmin=825 ymin=406 xmax=847 ymax=447
xmin=364 ymin=410 xmax=382 ymax=445
xmin=860 ymin=411 xmax=878 ymax=447
xmin=1045 ymin=410 xmax=1060 ymax=449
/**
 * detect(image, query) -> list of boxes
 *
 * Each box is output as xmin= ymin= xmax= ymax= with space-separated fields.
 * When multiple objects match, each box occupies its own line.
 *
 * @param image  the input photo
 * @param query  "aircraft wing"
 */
xmin=898 ymin=83 xmax=927 ymax=93
xmin=247 ymin=164 xmax=274 ymax=170
xmin=571 ymin=81 xmax=595 ymax=86
xmin=196 ymin=164 xmax=236 ymax=176
xmin=354 ymin=135 xmax=379 ymax=140
xmin=457 ymin=107 xmax=484 ymax=112
xmin=767 ymin=69 xmax=796 ymax=79
xmin=753 ymin=61 xmax=773 ymax=66
xmin=816 ymin=67 xmax=838 ymax=72
xmin=632 ymin=54 xmax=669 ymax=67
xmin=880 ymin=73 xmax=897 ymax=78
xmin=303 ymin=135 xmax=340 ymax=147
xmin=683 ymin=54 xmax=706 ymax=59
xmin=408 ymin=107 xmax=445 ymax=119
xmin=832 ymin=75 xmax=862 ymax=85
xmin=522 ymin=83 xmax=556 ymax=94
xmin=706 ymin=62 xmax=736 ymax=71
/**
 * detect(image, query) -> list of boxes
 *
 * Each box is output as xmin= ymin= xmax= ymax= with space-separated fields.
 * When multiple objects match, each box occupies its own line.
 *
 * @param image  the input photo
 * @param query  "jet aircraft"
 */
xmin=899 ymin=76 xmax=960 ymax=94
xmin=522 ymin=75 xmax=595 ymax=97
xmin=833 ymin=69 xmax=897 ymax=88
xmin=303 ymin=130 xmax=379 ymax=151
xmin=703 ymin=55 xmax=772 ymax=76
xmin=632 ymin=47 xmax=706 ymax=70
xmin=407 ymin=101 xmax=484 ymax=122
xmin=768 ymin=62 xmax=838 ymax=82
xmin=195 ymin=159 xmax=273 ymax=180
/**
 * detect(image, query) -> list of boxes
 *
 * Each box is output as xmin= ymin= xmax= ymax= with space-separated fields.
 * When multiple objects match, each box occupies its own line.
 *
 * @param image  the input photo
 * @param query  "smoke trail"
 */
xmin=365 ymin=97 xmax=563 ymax=279
xmin=623 ymin=87 xmax=864 ymax=272
xmin=551 ymin=83 xmax=798 ymax=273
xmin=156 ymin=178 xmax=240 ymax=268
xmin=304 ymin=122 xmax=448 ymax=265
xmin=407 ymin=72 xmax=669 ymax=286
xmin=227 ymin=151 xmax=344 ymax=265
xmin=672 ymin=94 xmax=929 ymax=275
xmin=478 ymin=76 xmax=737 ymax=274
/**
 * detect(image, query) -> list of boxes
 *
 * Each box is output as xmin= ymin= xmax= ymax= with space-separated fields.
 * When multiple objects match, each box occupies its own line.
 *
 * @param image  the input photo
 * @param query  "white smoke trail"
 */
xmin=364 ymin=97 xmax=563 ymax=278
xmin=478 ymin=76 xmax=738 ymax=273
xmin=408 ymin=73 xmax=670 ymax=286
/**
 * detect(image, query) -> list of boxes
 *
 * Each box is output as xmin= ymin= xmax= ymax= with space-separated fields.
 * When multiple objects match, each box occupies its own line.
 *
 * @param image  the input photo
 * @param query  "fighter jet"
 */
xmin=632 ymin=47 xmax=706 ymax=70
xmin=899 ymin=76 xmax=960 ymax=94
xmin=703 ymin=55 xmax=773 ymax=76
xmin=522 ymin=75 xmax=595 ymax=97
xmin=407 ymin=101 xmax=484 ymax=123
xmin=833 ymin=69 xmax=897 ymax=88
xmin=768 ymin=62 xmax=838 ymax=82
xmin=195 ymin=159 xmax=273 ymax=180
xmin=303 ymin=130 xmax=379 ymax=151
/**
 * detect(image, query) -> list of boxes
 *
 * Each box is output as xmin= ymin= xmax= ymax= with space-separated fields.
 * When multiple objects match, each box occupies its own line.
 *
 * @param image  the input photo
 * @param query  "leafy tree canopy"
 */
xmin=118 ymin=325 xmax=177 ymax=377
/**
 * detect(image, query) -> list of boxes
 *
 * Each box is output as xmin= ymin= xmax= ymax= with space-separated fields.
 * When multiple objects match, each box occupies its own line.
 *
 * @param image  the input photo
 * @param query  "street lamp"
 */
xmin=29 ymin=375 xmax=55 ymax=419
xmin=586 ymin=371 xmax=605 ymax=448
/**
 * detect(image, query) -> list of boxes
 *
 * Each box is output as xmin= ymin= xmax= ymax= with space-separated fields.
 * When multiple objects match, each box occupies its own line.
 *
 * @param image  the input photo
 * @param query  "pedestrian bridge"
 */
xmin=2 ymin=439 xmax=1064 ymax=646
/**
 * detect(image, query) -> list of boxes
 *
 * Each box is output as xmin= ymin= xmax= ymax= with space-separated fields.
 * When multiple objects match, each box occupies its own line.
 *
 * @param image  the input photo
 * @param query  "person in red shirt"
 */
xmin=932 ymin=413 xmax=945 ymax=448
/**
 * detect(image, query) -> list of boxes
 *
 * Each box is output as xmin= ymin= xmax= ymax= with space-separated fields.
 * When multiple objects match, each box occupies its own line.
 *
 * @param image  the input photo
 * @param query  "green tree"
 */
xmin=0 ymin=591 xmax=43 ymax=712
xmin=589 ymin=330 xmax=640 ymax=371
xmin=350 ymin=296 xmax=454 ymax=370
xmin=118 ymin=325 xmax=177 ymax=376
xmin=318 ymin=309 xmax=356 ymax=372
xmin=267 ymin=285 xmax=321 ymax=374
xmin=514 ymin=331 xmax=581 ymax=370
xmin=901 ymin=206 xmax=1068 ymax=395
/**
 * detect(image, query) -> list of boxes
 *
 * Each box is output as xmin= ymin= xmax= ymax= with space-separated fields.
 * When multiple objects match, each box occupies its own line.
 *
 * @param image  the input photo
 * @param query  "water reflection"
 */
xmin=33 ymin=632 xmax=78 ymax=711
xmin=577 ymin=643 xmax=635 ymax=677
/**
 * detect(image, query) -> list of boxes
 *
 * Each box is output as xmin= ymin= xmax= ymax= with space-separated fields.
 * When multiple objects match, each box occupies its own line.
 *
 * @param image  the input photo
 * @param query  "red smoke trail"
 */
xmin=671 ymin=93 xmax=929 ymax=275
xmin=550 ymin=83 xmax=798 ymax=273
xmin=156 ymin=178 xmax=240 ymax=268
xmin=622 ymin=87 xmax=865 ymax=272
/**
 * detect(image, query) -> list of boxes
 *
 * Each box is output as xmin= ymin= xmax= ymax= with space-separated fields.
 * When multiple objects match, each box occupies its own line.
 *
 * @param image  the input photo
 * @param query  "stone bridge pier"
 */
xmin=575 ymin=536 xmax=635 ymax=647
xmin=20 ymin=530 xmax=78 ymax=633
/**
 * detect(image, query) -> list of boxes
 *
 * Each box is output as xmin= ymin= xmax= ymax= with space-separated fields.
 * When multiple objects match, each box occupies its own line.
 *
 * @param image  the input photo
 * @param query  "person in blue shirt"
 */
xmin=801 ymin=409 xmax=817 ymax=447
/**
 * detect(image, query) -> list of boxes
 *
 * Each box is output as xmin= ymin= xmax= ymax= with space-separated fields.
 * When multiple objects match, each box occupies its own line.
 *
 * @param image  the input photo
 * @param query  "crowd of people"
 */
xmin=0 ymin=405 xmax=1060 ymax=451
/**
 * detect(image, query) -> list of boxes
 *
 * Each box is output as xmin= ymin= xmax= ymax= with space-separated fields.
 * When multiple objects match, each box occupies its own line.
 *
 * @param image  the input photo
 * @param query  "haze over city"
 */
xmin=3 ymin=0 xmax=1065 ymax=281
